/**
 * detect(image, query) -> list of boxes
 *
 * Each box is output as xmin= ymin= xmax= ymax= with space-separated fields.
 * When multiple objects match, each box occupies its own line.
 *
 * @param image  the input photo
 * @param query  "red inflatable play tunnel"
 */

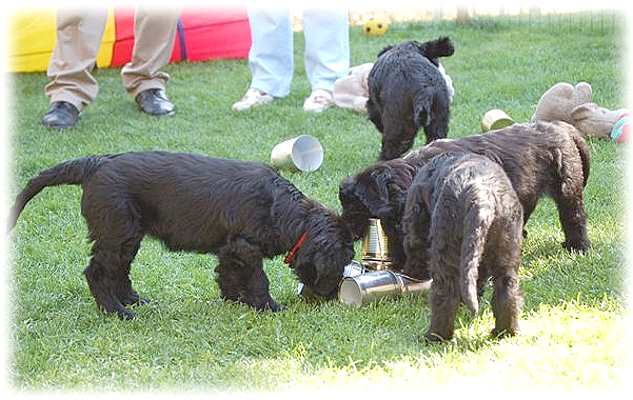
xmin=111 ymin=8 xmax=251 ymax=67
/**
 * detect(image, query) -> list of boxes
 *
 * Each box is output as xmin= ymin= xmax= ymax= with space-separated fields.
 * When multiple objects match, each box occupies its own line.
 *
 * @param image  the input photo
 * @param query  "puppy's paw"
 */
xmin=268 ymin=300 xmax=285 ymax=312
xmin=115 ymin=307 xmax=136 ymax=320
xmin=490 ymin=327 xmax=518 ymax=338
xmin=121 ymin=292 xmax=150 ymax=306
xmin=424 ymin=331 xmax=449 ymax=343
xmin=136 ymin=297 xmax=151 ymax=306
xmin=98 ymin=300 xmax=136 ymax=320
xmin=254 ymin=299 xmax=285 ymax=312
xmin=562 ymin=238 xmax=591 ymax=253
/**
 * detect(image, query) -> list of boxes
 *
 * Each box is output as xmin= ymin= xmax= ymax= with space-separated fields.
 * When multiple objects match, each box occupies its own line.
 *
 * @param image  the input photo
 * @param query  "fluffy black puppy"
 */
xmin=339 ymin=158 xmax=417 ymax=270
xmin=402 ymin=152 xmax=524 ymax=341
xmin=367 ymin=36 xmax=454 ymax=160
xmin=10 ymin=151 xmax=354 ymax=319
xmin=339 ymin=121 xmax=591 ymax=279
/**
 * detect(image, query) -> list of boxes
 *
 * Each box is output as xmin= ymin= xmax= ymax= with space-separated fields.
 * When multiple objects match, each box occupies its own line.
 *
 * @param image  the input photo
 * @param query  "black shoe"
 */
xmin=41 ymin=101 xmax=79 ymax=129
xmin=135 ymin=88 xmax=175 ymax=116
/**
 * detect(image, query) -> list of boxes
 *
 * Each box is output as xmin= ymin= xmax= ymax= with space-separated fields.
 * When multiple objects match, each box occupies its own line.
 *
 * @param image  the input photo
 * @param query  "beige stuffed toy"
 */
xmin=570 ymin=103 xmax=627 ymax=139
xmin=531 ymin=81 xmax=625 ymax=140
xmin=333 ymin=63 xmax=374 ymax=114
xmin=531 ymin=82 xmax=592 ymax=123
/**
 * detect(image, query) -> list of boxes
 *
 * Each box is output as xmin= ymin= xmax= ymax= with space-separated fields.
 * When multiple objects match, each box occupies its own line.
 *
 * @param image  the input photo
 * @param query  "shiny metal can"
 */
xmin=361 ymin=218 xmax=392 ymax=270
xmin=338 ymin=270 xmax=432 ymax=307
xmin=362 ymin=218 xmax=390 ymax=259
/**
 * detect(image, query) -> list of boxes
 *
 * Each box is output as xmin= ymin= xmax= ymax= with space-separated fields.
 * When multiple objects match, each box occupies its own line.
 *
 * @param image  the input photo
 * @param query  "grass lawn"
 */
xmin=8 ymin=17 xmax=628 ymax=391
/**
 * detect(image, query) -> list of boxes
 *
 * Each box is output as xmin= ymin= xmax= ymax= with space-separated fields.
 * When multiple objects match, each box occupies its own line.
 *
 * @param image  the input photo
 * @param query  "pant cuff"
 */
xmin=48 ymin=93 xmax=86 ymax=113
xmin=127 ymin=79 xmax=167 ymax=98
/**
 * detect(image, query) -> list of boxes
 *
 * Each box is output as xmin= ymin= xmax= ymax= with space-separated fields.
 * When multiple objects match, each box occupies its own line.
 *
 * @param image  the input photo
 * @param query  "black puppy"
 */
xmin=402 ymin=152 xmax=524 ymax=341
xmin=339 ymin=158 xmax=417 ymax=271
xmin=339 ymin=121 xmax=591 ymax=279
xmin=367 ymin=36 xmax=454 ymax=160
xmin=10 ymin=151 xmax=354 ymax=319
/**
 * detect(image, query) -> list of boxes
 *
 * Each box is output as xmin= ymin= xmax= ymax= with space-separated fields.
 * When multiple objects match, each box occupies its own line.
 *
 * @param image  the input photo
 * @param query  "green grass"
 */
xmin=8 ymin=19 xmax=627 ymax=391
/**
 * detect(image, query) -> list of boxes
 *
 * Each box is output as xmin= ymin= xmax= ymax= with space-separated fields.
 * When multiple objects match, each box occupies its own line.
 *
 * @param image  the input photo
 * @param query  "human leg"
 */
xmin=43 ymin=9 xmax=107 ymax=128
xmin=302 ymin=8 xmax=349 ymax=112
xmin=122 ymin=8 xmax=178 ymax=115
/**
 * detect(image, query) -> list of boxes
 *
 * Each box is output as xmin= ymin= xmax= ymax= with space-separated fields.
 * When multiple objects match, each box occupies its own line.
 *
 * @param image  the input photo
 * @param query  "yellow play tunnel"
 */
xmin=9 ymin=9 xmax=116 ymax=72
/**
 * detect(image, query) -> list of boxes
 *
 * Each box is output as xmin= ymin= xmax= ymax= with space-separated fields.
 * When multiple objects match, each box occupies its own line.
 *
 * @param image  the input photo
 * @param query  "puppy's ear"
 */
xmin=419 ymin=182 xmax=433 ymax=210
xmin=311 ymin=251 xmax=346 ymax=299
xmin=357 ymin=167 xmax=393 ymax=219
xmin=338 ymin=176 xmax=355 ymax=203
xmin=338 ymin=178 xmax=372 ymax=240
xmin=417 ymin=36 xmax=454 ymax=59
xmin=406 ymin=181 xmax=433 ymax=219
xmin=387 ymin=160 xmax=417 ymax=218
xmin=377 ymin=45 xmax=394 ymax=58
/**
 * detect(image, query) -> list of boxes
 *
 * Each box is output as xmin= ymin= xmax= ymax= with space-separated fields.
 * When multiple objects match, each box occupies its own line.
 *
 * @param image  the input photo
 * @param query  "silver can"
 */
xmin=338 ymin=270 xmax=432 ymax=307
xmin=361 ymin=218 xmax=392 ymax=270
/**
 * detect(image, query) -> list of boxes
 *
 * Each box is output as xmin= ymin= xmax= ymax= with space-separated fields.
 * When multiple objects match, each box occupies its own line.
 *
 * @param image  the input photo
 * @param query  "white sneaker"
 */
xmin=232 ymin=88 xmax=274 ymax=112
xmin=303 ymin=89 xmax=334 ymax=113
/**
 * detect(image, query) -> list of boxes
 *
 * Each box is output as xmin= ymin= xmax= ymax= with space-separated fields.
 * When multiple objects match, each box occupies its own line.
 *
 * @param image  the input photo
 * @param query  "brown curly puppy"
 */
xmin=339 ymin=121 xmax=591 ymax=279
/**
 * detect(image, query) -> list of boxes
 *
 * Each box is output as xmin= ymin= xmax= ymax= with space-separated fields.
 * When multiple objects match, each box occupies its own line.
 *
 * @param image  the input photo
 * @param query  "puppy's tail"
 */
xmin=459 ymin=198 xmax=494 ymax=315
xmin=568 ymin=128 xmax=591 ymax=187
xmin=8 ymin=156 xmax=109 ymax=231
xmin=414 ymin=89 xmax=449 ymax=134
xmin=421 ymin=36 xmax=455 ymax=59
xmin=414 ymin=90 xmax=433 ymax=128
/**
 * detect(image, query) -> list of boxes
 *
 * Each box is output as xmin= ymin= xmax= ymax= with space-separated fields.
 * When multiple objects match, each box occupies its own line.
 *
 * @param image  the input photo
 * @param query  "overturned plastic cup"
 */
xmin=270 ymin=135 xmax=324 ymax=173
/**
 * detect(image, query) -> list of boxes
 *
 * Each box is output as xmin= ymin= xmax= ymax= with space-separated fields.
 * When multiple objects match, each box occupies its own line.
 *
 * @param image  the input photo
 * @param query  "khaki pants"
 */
xmin=45 ymin=8 xmax=179 ymax=112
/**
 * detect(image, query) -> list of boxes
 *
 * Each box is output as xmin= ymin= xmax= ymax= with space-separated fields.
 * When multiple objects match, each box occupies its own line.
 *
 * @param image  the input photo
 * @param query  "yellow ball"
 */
xmin=363 ymin=18 xmax=389 ymax=37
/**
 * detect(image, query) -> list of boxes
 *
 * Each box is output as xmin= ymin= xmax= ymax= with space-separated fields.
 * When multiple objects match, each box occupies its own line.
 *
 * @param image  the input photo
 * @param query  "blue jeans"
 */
xmin=247 ymin=8 xmax=350 ymax=98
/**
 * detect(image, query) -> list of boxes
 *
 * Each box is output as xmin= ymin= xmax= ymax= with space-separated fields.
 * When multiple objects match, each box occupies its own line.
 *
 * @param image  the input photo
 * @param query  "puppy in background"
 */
xmin=367 ymin=36 xmax=455 ymax=160
xmin=402 ymin=152 xmax=524 ymax=341
xmin=10 ymin=152 xmax=354 ymax=319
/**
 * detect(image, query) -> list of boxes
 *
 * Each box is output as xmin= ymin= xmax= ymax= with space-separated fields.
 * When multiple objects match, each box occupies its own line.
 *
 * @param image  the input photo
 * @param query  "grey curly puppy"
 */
xmin=367 ymin=36 xmax=455 ymax=160
xmin=402 ymin=152 xmax=524 ymax=341
xmin=10 ymin=151 xmax=354 ymax=319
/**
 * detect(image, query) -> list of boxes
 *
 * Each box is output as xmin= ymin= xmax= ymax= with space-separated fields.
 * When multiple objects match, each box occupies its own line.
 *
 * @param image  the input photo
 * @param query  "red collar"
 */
xmin=284 ymin=232 xmax=308 ymax=265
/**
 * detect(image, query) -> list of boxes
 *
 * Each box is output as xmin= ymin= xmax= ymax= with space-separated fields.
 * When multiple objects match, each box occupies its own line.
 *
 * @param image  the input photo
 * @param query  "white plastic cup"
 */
xmin=270 ymin=135 xmax=324 ymax=173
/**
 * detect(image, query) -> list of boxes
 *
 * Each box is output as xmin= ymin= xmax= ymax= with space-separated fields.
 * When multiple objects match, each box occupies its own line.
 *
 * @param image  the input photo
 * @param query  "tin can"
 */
xmin=338 ymin=270 xmax=432 ymax=307
xmin=361 ymin=218 xmax=392 ymax=270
